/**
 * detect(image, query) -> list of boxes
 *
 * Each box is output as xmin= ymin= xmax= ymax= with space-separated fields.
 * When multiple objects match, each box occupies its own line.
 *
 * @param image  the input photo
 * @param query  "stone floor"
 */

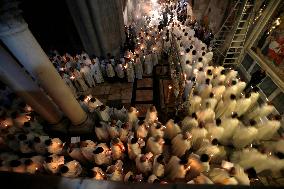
xmin=83 ymin=82 xmax=133 ymax=109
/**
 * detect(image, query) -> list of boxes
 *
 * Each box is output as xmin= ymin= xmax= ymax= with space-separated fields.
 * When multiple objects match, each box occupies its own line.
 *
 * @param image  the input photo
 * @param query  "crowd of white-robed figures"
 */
xmin=0 ymin=19 xmax=284 ymax=186
xmin=0 ymin=84 xmax=284 ymax=185
xmin=50 ymin=38 xmax=162 ymax=98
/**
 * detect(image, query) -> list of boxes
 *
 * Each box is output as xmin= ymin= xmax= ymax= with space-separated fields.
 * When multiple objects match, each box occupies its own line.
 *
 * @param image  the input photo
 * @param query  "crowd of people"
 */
xmin=0 ymin=0 xmax=283 ymax=187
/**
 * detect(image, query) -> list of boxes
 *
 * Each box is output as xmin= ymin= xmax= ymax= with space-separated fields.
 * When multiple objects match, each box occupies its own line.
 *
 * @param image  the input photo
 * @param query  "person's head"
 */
xmin=200 ymin=154 xmax=209 ymax=162
xmin=245 ymin=93 xmax=251 ymax=98
xmin=83 ymin=56 xmax=86 ymax=60
xmin=90 ymin=98 xmax=97 ymax=103
xmin=186 ymin=48 xmax=190 ymax=53
xmin=199 ymin=67 xmax=203 ymax=72
xmin=232 ymin=112 xmax=238 ymax=118
xmin=209 ymin=92 xmax=214 ymax=98
xmin=231 ymin=80 xmax=237 ymax=85
xmin=211 ymin=138 xmax=219 ymax=145
xmin=249 ymin=119 xmax=256 ymax=126
xmin=202 ymin=52 xmax=205 ymax=56
xmin=131 ymin=137 xmax=138 ymax=144
xmin=230 ymin=94 xmax=236 ymax=100
xmin=199 ymin=122 xmax=205 ymax=128
xmin=216 ymin=118 xmax=221 ymax=126
xmin=192 ymin=112 xmax=197 ymax=119
xmin=150 ymin=105 xmax=156 ymax=112
xmin=93 ymin=147 xmax=104 ymax=154
xmin=60 ymin=165 xmax=69 ymax=174
xmin=112 ymin=138 xmax=120 ymax=144
xmin=205 ymin=78 xmax=210 ymax=85
xmin=186 ymin=60 xmax=190 ymax=64
xmin=207 ymin=69 xmax=212 ymax=75
xmin=198 ymin=57 xmax=203 ymax=62
xmin=192 ymin=50 xmax=197 ymax=55
xmin=78 ymin=95 xmax=85 ymax=101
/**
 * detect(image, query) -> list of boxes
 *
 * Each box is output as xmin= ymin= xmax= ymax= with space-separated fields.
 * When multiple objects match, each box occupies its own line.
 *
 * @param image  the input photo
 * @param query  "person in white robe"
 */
xmin=89 ymin=167 xmax=105 ymax=180
xmin=246 ymin=103 xmax=274 ymax=120
xmin=45 ymin=138 xmax=64 ymax=155
xmin=181 ymin=113 xmax=198 ymax=132
xmin=215 ymin=94 xmax=237 ymax=119
xmin=106 ymin=160 xmax=123 ymax=181
xmin=107 ymin=121 xmax=119 ymax=139
xmin=60 ymin=160 xmax=82 ymax=178
xmin=94 ymin=123 xmax=109 ymax=142
xmin=212 ymin=84 xmax=226 ymax=102
xmin=255 ymin=114 xmax=281 ymax=141
xmin=149 ymin=122 xmax=164 ymax=138
xmin=235 ymin=80 xmax=246 ymax=97
xmin=106 ymin=62 xmax=115 ymax=78
xmin=135 ymin=153 xmax=153 ymax=175
xmin=183 ymin=77 xmax=195 ymax=101
xmin=234 ymin=93 xmax=251 ymax=117
xmin=202 ymin=92 xmax=217 ymax=110
xmin=43 ymin=155 xmax=65 ymax=174
xmin=127 ymin=107 xmax=138 ymax=130
xmin=88 ymin=97 xmax=103 ymax=112
xmin=97 ymin=105 xmax=110 ymax=122
xmin=208 ymin=168 xmax=238 ymax=185
xmin=153 ymin=154 xmax=165 ymax=178
xmin=197 ymin=102 xmax=215 ymax=123
xmin=144 ymin=53 xmax=153 ymax=75
xmin=136 ymin=120 xmax=148 ymax=139
xmin=126 ymin=61 xmax=135 ymax=82
xmin=213 ymin=66 xmax=225 ymax=78
xmin=145 ymin=106 xmax=158 ymax=123
xmin=60 ymin=72 xmax=77 ymax=96
xmin=164 ymin=119 xmax=181 ymax=140
xmin=191 ymin=123 xmax=208 ymax=150
xmin=82 ymin=56 xmax=92 ymax=66
xmin=232 ymin=120 xmax=258 ymax=149
xmin=183 ymin=60 xmax=193 ymax=79
xmin=128 ymin=137 xmax=142 ymax=160
xmin=134 ymin=55 xmax=143 ymax=79
xmin=171 ymin=132 xmax=192 ymax=157
xmin=219 ymin=113 xmax=239 ymax=145
xmin=212 ymin=70 xmax=226 ymax=87
xmin=90 ymin=59 xmax=104 ymax=84
xmin=115 ymin=62 xmax=125 ymax=79
xmin=207 ymin=118 xmax=224 ymax=141
xmin=146 ymin=136 xmax=164 ymax=155
xmin=198 ymin=78 xmax=212 ymax=100
xmin=93 ymin=144 xmax=112 ymax=166
xmin=167 ymin=157 xmax=189 ymax=180
xmin=222 ymin=80 xmax=238 ymax=100
xmin=247 ymin=87 xmax=260 ymax=112
xmin=224 ymin=69 xmax=238 ymax=85
xmin=188 ymin=92 xmax=202 ymax=115
xmin=110 ymin=138 xmax=125 ymax=160
xmin=70 ymin=68 xmax=88 ymax=92
xmin=80 ymin=64 xmax=96 ymax=88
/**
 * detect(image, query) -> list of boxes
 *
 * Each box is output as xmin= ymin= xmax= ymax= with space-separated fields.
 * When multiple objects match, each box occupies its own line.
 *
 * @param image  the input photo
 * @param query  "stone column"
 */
xmin=0 ymin=1 xmax=92 ymax=133
xmin=0 ymin=45 xmax=63 ymax=124
xmin=66 ymin=0 xmax=125 ymax=57
xmin=87 ymin=0 xmax=125 ymax=57
xmin=66 ymin=0 xmax=102 ymax=56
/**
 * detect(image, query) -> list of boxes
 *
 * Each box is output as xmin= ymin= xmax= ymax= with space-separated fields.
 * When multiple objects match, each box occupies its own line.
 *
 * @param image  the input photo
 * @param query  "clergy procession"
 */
xmin=0 ymin=0 xmax=284 ymax=187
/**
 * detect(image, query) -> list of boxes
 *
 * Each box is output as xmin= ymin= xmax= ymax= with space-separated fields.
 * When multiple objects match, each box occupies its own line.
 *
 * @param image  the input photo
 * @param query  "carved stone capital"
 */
xmin=0 ymin=0 xmax=28 ymax=37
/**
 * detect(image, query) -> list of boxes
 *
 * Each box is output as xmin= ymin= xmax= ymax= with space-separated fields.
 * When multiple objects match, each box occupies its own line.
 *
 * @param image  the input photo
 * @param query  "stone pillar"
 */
xmin=0 ymin=1 xmax=92 ymax=133
xmin=66 ymin=0 xmax=102 ymax=56
xmin=0 ymin=45 xmax=63 ymax=125
xmin=66 ymin=0 xmax=125 ymax=57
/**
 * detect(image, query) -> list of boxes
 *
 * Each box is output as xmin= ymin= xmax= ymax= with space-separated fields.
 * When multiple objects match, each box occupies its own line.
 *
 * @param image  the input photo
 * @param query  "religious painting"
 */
xmin=252 ymin=2 xmax=284 ymax=80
